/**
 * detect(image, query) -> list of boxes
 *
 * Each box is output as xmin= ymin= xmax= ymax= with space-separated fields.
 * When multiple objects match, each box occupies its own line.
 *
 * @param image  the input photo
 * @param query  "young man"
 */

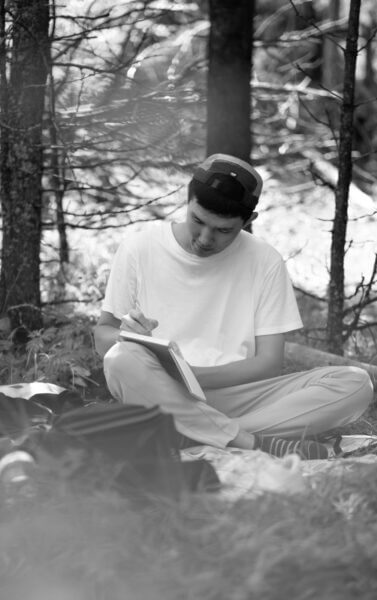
xmin=95 ymin=154 xmax=373 ymax=459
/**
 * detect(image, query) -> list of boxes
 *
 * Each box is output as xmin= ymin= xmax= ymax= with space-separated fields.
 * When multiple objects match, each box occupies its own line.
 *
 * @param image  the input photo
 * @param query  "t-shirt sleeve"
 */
xmin=101 ymin=237 xmax=138 ymax=320
xmin=254 ymin=257 xmax=303 ymax=336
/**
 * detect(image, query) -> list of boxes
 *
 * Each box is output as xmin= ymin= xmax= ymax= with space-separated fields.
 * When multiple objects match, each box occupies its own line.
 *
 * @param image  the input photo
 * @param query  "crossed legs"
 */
xmin=104 ymin=342 xmax=373 ymax=449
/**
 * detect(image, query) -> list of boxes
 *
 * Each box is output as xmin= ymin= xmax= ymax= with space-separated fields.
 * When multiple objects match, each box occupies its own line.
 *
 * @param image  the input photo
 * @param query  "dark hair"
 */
xmin=188 ymin=174 xmax=257 ymax=221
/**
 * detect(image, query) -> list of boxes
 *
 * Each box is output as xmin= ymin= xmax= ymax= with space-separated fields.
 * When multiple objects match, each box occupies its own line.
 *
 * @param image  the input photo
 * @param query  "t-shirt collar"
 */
xmin=166 ymin=221 xmax=243 ymax=262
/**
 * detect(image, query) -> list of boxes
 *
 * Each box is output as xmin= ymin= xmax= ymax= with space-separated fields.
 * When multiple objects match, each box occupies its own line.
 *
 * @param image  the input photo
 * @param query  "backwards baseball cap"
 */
xmin=192 ymin=153 xmax=263 ymax=208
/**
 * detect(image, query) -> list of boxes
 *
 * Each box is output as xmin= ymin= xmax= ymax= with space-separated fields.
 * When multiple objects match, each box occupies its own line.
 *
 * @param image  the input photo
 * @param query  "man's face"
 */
xmin=183 ymin=198 xmax=246 ymax=257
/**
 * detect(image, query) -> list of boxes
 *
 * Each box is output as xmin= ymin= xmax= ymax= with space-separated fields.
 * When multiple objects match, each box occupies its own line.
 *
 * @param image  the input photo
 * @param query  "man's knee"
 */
xmin=104 ymin=341 xmax=150 ymax=381
xmin=347 ymin=366 xmax=374 ymax=410
xmin=334 ymin=366 xmax=374 ymax=420
xmin=103 ymin=341 xmax=160 ymax=406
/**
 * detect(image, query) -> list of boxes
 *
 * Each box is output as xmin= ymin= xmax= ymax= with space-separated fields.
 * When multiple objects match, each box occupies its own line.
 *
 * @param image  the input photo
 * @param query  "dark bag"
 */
xmin=53 ymin=403 xmax=221 ymax=498
xmin=51 ymin=403 xmax=187 ymax=499
xmin=0 ymin=390 xmax=220 ymax=499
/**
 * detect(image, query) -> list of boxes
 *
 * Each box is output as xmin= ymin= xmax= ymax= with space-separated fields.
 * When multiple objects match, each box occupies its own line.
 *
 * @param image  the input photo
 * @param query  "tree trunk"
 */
xmin=48 ymin=8 xmax=69 ymax=266
xmin=321 ymin=0 xmax=343 ymax=90
xmin=49 ymin=108 xmax=70 ymax=265
xmin=0 ymin=0 xmax=50 ymax=336
xmin=326 ymin=0 xmax=361 ymax=355
xmin=206 ymin=0 xmax=254 ymax=160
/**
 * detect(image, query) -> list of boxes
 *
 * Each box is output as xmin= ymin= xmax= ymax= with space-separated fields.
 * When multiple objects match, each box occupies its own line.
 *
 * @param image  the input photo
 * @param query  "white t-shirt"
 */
xmin=102 ymin=221 xmax=303 ymax=367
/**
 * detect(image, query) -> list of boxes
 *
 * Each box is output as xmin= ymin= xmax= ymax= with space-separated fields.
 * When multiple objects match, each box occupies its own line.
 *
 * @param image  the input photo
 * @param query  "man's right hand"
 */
xmin=94 ymin=309 xmax=159 ymax=357
xmin=121 ymin=309 xmax=159 ymax=336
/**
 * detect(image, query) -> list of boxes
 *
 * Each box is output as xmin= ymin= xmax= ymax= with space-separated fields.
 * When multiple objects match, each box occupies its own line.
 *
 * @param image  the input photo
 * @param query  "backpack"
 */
xmin=0 ymin=389 xmax=219 ymax=500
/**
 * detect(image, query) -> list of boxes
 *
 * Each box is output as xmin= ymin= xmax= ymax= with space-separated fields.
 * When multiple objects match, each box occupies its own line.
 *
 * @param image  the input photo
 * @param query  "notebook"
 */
xmin=119 ymin=331 xmax=207 ymax=402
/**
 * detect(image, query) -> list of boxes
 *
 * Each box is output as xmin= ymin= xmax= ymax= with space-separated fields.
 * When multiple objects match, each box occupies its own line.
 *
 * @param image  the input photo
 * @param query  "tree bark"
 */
xmin=206 ymin=0 xmax=254 ymax=160
xmin=0 ymin=0 xmax=50 ymax=336
xmin=326 ymin=0 xmax=361 ymax=355
xmin=321 ymin=0 xmax=343 ymax=90
xmin=48 ymin=3 xmax=69 ymax=266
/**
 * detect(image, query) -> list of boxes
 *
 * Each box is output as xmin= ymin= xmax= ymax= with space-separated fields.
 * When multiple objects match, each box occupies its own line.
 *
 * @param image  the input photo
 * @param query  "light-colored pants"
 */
xmin=104 ymin=342 xmax=373 ymax=449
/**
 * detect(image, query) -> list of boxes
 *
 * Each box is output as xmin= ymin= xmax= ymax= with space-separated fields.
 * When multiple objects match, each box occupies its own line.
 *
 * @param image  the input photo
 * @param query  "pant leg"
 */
xmin=104 ymin=343 xmax=373 ymax=445
xmin=205 ymin=366 xmax=373 ymax=438
xmin=103 ymin=342 xmax=239 ymax=448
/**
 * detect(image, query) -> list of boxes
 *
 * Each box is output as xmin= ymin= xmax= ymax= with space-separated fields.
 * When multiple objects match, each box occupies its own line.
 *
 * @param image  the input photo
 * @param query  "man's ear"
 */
xmin=243 ymin=211 xmax=258 ymax=227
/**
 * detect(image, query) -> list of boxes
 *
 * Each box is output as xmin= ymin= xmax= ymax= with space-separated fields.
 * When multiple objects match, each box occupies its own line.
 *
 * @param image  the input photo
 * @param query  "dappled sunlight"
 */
xmin=254 ymin=175 xmax=376 ymax=297
xmin=55 ymin=166 xmax=375 ymax=313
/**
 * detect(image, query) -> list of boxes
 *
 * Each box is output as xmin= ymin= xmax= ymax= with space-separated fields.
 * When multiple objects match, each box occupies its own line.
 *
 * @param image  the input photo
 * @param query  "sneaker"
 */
xmin=254 ymin=434 xmax=328 ymax=460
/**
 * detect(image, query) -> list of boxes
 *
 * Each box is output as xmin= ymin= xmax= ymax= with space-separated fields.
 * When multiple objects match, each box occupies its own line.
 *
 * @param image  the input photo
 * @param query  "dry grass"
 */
xmin=1 ymin=455 xmax=377 ymax=600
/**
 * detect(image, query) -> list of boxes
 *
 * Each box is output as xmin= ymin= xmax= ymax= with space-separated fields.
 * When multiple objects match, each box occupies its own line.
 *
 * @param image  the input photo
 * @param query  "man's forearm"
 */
xmin=192 ymin=353 xmax=283 ymax=389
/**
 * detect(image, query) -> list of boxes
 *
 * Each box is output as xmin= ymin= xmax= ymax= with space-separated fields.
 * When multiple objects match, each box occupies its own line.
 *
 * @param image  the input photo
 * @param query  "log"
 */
xmin=285 ymin=342 xmax=377 ymax=390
